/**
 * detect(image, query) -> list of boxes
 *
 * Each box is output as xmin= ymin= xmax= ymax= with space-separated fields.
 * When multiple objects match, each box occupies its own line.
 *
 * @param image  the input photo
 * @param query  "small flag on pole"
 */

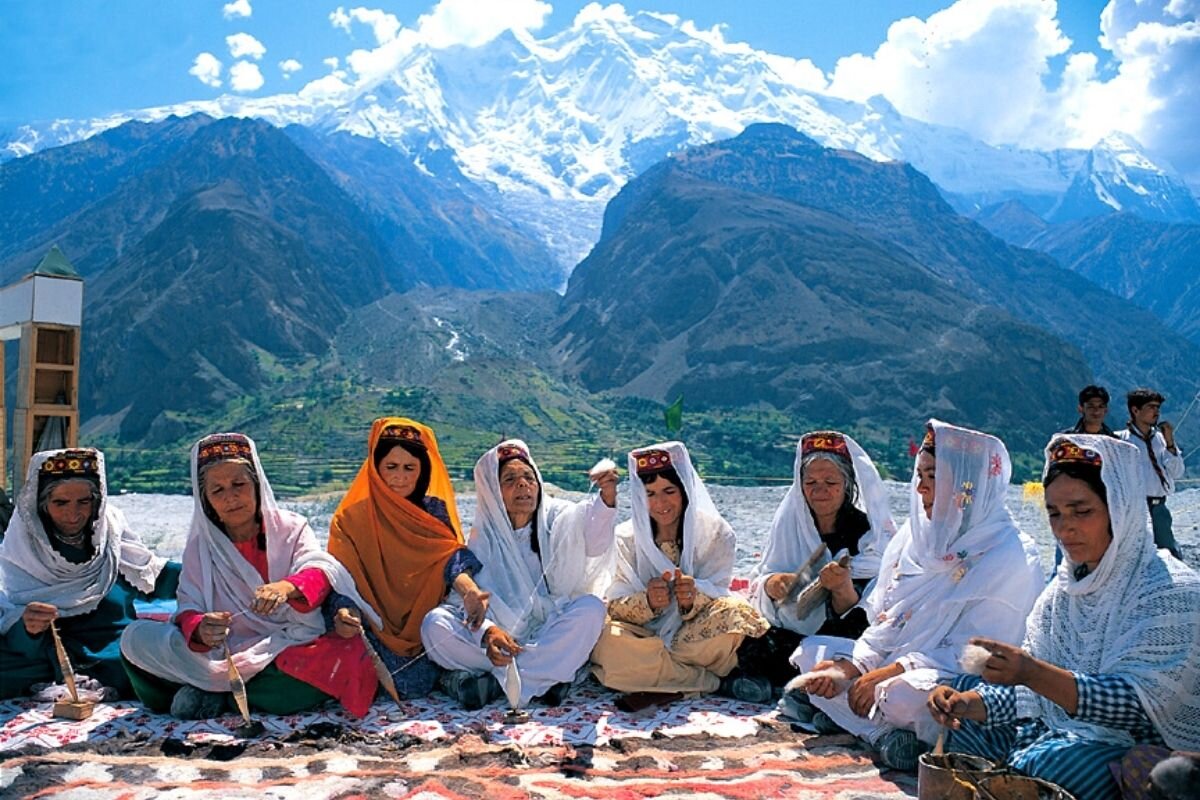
xmin=664 ymin=394 xmax=684 ymax=433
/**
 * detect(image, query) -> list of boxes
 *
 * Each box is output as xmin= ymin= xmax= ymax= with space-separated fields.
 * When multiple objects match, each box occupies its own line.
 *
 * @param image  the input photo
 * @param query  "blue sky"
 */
xmin=1 ymin=1 xmax=1196 ymax=185
xmin=2 ymin=0 xmax=1109 ymax=122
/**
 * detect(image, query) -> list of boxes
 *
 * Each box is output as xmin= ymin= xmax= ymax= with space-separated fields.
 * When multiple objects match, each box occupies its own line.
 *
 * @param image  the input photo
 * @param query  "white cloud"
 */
xmin=189 ymin=52 xmax=223 ymax=88
xmin=279 ymin=58 xmax=303 ymax=78
xmin=226 ymin=32 xmax=266 ymax=60
xmin=222 ymin=0 xmax=252 ymax=20
xmin=330 ymin=6 xmax=402 ymax=45
xmin=328 ymin=0 xmax=552 ymax=86
xmin=324 ymin=56 xmax=341 ymax=70
xmin=823 ymin=0 xmax=1200 ymax=188
xmin=417 ymin=0 xmax=551 ymax=48
xmin=229 ymin=60 xmax=265 ymax=92
xmin=827 ymin=0 xmax=1070 ymax=144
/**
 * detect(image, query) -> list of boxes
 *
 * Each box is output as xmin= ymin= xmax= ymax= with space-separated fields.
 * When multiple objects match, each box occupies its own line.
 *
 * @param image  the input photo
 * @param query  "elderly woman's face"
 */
xmin=46 ymin=482 xmax=95 ymax=537
xmin=499 ymin=459 xmax=539 ymax=527
xmin=802 ymin=459 xmax=846 ymax=522
xmin=203 ymin=461 xmax=258 ymax=535
xmin=1046 ymin=474 xmax=1112 ymax=570
xmin=915 ymin=451 xmax=936 ymax=520
xmin=379 ymin=445 xmax=422 ymax=499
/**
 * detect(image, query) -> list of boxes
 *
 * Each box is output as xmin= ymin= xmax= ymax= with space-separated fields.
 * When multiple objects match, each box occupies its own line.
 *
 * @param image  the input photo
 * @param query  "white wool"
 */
xmin=959 ymin=643 xmax=992 ymax=676
xmin=786 ymin=666 xmax=853 ymax=694
xmin=589 ymin=458 xmax=617 ymax=478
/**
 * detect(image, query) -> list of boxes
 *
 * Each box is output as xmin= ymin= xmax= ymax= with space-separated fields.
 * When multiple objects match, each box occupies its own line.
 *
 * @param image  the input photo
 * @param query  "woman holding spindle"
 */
xmin=927 ymin=434 xmax=1200 ymax=800
xmin=421 ymin=439 xmax=618 ymax=709
xmin=326 ymin=417 xmax=489 ymax=699
xmin=789 ymin=421 xmax=1043 ymax=771
xmin=590 ymin=441 xmax=770 ymax=709
xmin=0 ymin=448 xmax=178 ymax=699
xmin=741 ymin=430 xmax=895 ymax=689
xmin=121 ymin=433 xmax=378 ymax=719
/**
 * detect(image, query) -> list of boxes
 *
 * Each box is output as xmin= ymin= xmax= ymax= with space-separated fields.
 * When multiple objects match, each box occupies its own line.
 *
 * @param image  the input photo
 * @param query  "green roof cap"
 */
xmin=33 ymin=246 xmax=79 ymax=278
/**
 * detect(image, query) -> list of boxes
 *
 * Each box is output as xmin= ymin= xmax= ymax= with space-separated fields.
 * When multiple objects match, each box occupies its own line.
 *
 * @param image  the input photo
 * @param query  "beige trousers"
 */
xmin=590 ymin=619 xmax=742 ymax=693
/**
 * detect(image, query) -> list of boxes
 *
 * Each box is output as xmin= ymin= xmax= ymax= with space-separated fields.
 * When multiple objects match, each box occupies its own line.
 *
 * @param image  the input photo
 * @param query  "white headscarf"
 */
xmin=1021 ymin=434 xmax=1200 ymax=750
xmin=0 ymin=448 xmax=164 ymax=635
xmin=121 ymin=434 xmax=378 ymax=691
xmin=750 ymin=431 xmax=896 ymax=631
xmin=468 ymin=439 xmax=613 ymax=641
xmin=606 ymin=441 xmax=735 ymax=648
xmin=857 ymin=420 xmax=1043 ymax=662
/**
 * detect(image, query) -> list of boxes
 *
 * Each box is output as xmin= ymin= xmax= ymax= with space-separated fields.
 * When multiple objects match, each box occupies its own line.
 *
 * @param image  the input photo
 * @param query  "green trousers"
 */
xmin=122 ymin=657 xmax=331 ymax=716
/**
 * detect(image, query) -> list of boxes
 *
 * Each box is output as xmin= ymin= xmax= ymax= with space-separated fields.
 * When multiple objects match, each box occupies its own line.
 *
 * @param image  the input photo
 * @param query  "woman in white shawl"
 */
xmin=742 ymin=431 xmax=896 ymax=688
xmin=421 ymin=439 xmax=618 ymax=709
xmin=793 ymin=420 xmax=1043 ymax=771
xmin=0 ymin=448 xmax=174 ymax=699
xmin=591 ymin=442 xmax=769 ymax=709
xmin=121 ymin=433 xmax=382 ymax=719
xmin=928 ymin=434 xmax=1200 ymax=800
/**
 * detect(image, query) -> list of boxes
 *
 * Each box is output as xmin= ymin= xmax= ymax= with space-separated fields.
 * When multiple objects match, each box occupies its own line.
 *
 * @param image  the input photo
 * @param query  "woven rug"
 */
xmin=0 ymin=681 xmax=768 ymax=751
xmin=1 ymin=735 xmax=918 ymax=799
xmin=0 ymin=682 xmax=918 ymax=798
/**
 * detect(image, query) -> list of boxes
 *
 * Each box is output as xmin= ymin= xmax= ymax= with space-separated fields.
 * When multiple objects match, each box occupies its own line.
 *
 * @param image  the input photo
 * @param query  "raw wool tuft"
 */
xmin=959 ymin=644 xmax=992 ymax=676
xmin=589 ymin=457 xmax=618 ymax=478
xmin=785 ymin=667 xmax=853 ymax=694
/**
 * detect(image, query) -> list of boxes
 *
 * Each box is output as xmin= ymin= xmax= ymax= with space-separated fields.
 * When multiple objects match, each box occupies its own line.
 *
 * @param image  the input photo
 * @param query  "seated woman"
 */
xmin=591 ymin=442 xmax=769 ymax=707
xmin=422 ymin=439 xmax=618 ymax=709
xmin=0 ymin=448 xmax=177 ymax=699
xmin=928 ymin=434 xmax=1200 ymax=800
xmin=327 ymin=418 xmax=488 ymax=699
xmin=793 ymin=421 xmax=1043 ymax=771
xmin=742 ymin=430 xmax=896 ymax=688
xmin=121 ymin=433 xmax=379 ymax=719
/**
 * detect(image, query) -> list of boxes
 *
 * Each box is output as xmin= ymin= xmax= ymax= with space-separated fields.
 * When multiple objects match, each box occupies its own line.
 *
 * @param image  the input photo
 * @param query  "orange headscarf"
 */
xmin=329 ymin=417 xmax=465 ymax=657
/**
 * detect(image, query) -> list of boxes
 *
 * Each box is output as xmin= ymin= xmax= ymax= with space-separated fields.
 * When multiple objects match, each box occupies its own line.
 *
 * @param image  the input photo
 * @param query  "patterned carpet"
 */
xmin=0 ymin=684 xmax=919 ymax=799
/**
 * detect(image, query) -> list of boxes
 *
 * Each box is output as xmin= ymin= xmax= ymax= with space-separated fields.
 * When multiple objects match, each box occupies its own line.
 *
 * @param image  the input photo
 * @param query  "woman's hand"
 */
xmin=674 ymin=570 xmax=696 ymax=611
xmin=819 ymin=560 xmax=858 ymax=614
xmin=333 ymin=607 xmax=362 ymax=639
xmin=591 ymin=468 xmax=620 ymax=508
xmin=482 ymin=626 xmax=523 ymax=667
xmin=21 ymin=601 xmax=58 ymax=636
xmin=252 ymin=580 xmax=297 ymax=616
xmin=194 ymin=611 xmax=232 ymax=648
xmin=970 ymin=637 xmax=1036 ymax=686
xmin=647 ymin=572 xmax=672 ymax=612
xmin=847 ymin=662 xmax=904 ymax=718
xmin=927 ymin=685 xmax=986 ymax=729
xmin=806 ymin=659 xmax=861 ymax=699
xmin=969 ymin=636 xmax=1079 ymax=713
xmin=764 ymin=572 xmax=794 ymax=602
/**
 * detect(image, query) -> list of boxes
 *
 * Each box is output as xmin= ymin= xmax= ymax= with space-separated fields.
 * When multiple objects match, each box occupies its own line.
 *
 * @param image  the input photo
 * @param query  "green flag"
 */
xmin=664 ymin=394 xmax=684 ymax=433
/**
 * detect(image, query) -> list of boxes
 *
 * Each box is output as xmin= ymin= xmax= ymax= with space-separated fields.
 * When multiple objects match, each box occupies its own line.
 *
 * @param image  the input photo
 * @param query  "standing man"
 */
xmin=1063 ymin=385 xmax=1118 ymax=436
xmin=1118 ymin=388 xmax=1185 ymax=559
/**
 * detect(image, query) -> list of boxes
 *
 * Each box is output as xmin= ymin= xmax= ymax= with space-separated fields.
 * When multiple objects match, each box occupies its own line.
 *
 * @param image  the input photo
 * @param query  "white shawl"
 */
xmin=855 ymin=420 xmax=1043 ymax=667
xmin=121 ymin=435 xmax=378 ymax=691
xmin=749 ymin=432 xmax=896 ymax=632
xmin=467 ymin=439 xmax=614 ymax=641
xmin=0 ymin=449 xmax=165 ymax=635
xmin=1021 ymin=434 xmax=1200 ymax=750
xmin=606 ymin=441 xmax=735 ymax=648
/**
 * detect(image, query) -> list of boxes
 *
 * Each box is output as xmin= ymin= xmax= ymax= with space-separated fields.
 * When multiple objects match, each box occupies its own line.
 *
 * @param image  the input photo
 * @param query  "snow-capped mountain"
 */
xmin=1045 ymin=132 xmax=1200 ymax=223
xmin=5 ymin=7 xmax=1196 ymax=272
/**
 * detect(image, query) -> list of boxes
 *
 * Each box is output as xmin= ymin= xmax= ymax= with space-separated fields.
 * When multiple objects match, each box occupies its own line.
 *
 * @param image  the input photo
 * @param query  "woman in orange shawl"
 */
xmin=327 ymin=418 xmax=488 ymax=698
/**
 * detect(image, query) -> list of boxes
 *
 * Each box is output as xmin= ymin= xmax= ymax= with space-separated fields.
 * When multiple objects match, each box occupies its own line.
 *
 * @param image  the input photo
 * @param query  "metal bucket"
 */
xmin=975 ymin=774 xmax=1077 ymax=799
xmin=917 ymin=752 xmax=999 ymax=800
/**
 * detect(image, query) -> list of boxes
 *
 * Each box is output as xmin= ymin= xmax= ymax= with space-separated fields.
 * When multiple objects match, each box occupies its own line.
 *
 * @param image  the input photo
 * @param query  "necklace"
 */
xmin=53 ymin=528 xmax=88 ymax=548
